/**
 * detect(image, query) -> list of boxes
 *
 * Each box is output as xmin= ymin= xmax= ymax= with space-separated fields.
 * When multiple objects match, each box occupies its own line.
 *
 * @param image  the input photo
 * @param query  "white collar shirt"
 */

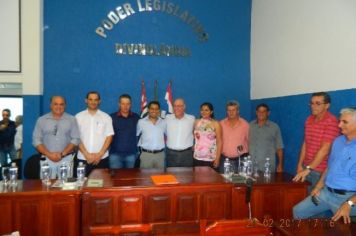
xmin=75 ymin=109 xmax=114 ymax=160
xmin=166 ymin=113 xmax=195 ymax=150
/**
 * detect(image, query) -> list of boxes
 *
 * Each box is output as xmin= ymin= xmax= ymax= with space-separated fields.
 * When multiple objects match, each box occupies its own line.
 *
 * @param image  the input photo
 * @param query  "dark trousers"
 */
xmin=166 ymin=148 xmax=193 ymax=167
xmin=74 ymin=158 xmax=109 ymax=177
xmin=193 ymin=158 xmax=218 ymax=172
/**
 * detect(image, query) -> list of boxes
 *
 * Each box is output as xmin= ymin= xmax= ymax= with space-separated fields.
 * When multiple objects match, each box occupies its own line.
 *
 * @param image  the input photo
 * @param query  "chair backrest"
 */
xmin=201 ymin=219 xmax=271 ymax=236
xmin=23 ymin=153 xmax=41 ymax=179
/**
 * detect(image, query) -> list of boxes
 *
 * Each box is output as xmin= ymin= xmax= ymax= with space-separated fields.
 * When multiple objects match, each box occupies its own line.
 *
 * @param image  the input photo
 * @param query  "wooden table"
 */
xmin=0 ymin=167 xmax=308 ymax=236
xmin=0 ymin=180 xmax=81 ymax=236
xmin=81 ymin=167 xmax=233 ymax=236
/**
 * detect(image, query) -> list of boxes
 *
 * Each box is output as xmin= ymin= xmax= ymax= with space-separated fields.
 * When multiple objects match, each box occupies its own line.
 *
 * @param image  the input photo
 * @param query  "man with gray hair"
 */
xmin=219 ymin=100 xmax=249 ymax=173
xmin=293 ymin=107 xmax=356 ymax=224
xmin=33 ymin=96 xmax=80 ymax=178
xmin=166 ymin=98 xmax=195 ymax=167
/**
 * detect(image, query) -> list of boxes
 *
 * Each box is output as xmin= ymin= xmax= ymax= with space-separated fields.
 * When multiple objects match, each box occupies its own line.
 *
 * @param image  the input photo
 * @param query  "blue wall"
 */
xmin=22 ymin=0 xmax=252 ymax=166
xmin=251 ymin=88 xmax=356 ymax=175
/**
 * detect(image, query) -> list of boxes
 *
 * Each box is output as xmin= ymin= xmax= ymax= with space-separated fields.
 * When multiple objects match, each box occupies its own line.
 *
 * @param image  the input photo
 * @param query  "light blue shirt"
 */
xmin=326 ymin=135 xmax=356 ymax=191
xmin=32 ymin=112 xmax=80 ymax=152
xmin=137 ymin=116 xmax=166 ymax=150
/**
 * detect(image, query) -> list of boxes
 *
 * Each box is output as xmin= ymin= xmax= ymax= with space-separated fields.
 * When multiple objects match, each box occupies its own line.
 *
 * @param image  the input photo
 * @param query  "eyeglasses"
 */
xmin=53 ymin=124 xmax=58 ymax=136
xmin=308 ymin=102 xmax=326 ymax=106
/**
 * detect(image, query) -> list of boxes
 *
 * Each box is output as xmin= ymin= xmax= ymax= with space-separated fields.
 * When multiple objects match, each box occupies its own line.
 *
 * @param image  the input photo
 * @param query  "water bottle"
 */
xmin=59 ymin=162 xmax=69 ymax=184
xmin=77 ymin=162 xmax=86 ymax=185
xmin=264 ymin=157 xmax=271 ymax=178
xmin=41 ymin=161 xmax=51 ymax=186
xmin=223 ymin=158 xmax=232 ymax=178
xmin=9 ymin=162 xmax=18 ymax=186
xmin=253 ymin=158 xmax=259 ymax=178
xmin=246 ymin=156 xmax=253 ymax=176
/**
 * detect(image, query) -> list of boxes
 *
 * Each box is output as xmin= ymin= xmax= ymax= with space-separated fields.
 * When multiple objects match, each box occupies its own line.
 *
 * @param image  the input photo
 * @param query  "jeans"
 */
xmin=293 ymin=187 xmax=356 ymax=219
xmin=306 ymin=169 xmax=322 ymax=193
xmin=109 ymin=153 xmax=137 ymax=169
xmin=0 ymin=145 xmax=17 ymax=165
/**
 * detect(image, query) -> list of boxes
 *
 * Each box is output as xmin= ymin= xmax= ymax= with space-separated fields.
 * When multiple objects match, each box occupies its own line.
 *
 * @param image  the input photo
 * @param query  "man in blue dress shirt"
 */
xmin=137 ymin=101 xmax=166 ymax=168
xmin=33 ymin=96 xmax=80 ymax=178
xmin=293 ymin=107 xmax=356 ymax=224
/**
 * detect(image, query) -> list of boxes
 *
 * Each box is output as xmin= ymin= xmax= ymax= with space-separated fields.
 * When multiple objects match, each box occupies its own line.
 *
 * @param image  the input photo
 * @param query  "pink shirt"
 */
xmin=304 ymin=111 xmax=340 ymax=172
xmin=220 ymin=117 xmax=249 ymax=158
xmin=194 ymin=118 xmax=217 ymax=161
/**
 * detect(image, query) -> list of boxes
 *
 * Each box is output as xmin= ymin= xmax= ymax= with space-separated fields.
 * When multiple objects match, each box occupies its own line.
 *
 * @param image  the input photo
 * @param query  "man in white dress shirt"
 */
xmin=75 ymin=91 xmax=114 ymax=176
xmin=166 ymin=98 xmax=195 ymax=167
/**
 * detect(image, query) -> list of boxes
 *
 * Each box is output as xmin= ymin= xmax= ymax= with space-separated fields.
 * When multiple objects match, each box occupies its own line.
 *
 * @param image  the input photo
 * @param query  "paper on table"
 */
xmin=151 ymin=175 xmax=179 ymax=185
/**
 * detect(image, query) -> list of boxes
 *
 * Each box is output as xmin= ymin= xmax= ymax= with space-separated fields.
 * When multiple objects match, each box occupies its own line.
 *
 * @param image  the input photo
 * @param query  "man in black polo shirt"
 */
xmin=0 ymin=109 xmax=17 ymax=165
xmin=109 ymin=94 xmax=140 ymax=169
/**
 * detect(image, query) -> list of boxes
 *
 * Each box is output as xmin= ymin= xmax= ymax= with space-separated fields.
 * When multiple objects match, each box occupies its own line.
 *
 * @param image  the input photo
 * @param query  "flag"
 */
xmin=154 ymin=80 xmax=158 ymax=101
xmin=165 ymin=81 xmax=173 ymax=114
xmin=140 ymin=80 xmax=148 ymax=118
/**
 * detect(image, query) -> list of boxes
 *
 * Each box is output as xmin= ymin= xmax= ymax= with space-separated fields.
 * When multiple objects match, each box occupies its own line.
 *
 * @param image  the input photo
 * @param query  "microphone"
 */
xmin=245 ymin=178 xmax=253 ymax=203
xmin=245 ymin=177 xmax=253 ymax=220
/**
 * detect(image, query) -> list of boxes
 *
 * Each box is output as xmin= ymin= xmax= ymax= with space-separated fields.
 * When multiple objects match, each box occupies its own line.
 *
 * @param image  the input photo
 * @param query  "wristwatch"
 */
xmin=306 ymin=165 xmax=313 ymax=171
xmin=347 ymin=200 xmax=354 ymax=207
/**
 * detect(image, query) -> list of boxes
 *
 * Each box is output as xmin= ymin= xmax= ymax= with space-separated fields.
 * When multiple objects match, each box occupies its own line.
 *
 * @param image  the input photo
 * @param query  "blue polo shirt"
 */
xmin=326 ymin=135 xmax=356 ymax=191
xmin=110 ymin=111 xmax=140 ymax=155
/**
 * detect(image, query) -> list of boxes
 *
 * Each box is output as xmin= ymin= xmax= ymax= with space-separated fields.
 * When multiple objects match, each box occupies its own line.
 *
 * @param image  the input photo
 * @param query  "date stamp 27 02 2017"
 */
xmin=259 ymin=218 xmax=336 ymax=228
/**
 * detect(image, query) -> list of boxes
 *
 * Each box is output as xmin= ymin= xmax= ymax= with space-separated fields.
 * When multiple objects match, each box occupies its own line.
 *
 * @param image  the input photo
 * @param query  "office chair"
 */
xmin=23 ymin=153 xmax=41 ymax=179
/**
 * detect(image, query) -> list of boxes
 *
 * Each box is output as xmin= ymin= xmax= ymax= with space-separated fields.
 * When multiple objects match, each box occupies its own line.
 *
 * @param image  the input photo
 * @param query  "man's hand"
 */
xmin=293 ymin=169 xmax=310 ymax=182
xmin=47 ymin=152 xmax=61 ymax=162
xmin=82 ymin=151 xmax=94 ymax=164
xmin=0 ymin=123 xmax=7 ymax=130
xmin=213 ymin=159 xmax=219 ymax=168
xmin=310 ymin=186 xmax=322 ymax=197
xmin=92 ymin=153 xmax=102 ymax=165
xmin=296 ymin=165 xmax=304 ymax=173
xmin=332 ymin=202 xmax=352 ymax=224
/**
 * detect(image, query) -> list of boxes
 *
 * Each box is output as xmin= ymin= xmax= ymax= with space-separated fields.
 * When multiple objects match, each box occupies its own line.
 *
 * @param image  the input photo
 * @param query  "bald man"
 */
xmin=33 ymin=96 xmax=80 ymax=178
xmin=165 ymin=98 xmax=195 ymax=167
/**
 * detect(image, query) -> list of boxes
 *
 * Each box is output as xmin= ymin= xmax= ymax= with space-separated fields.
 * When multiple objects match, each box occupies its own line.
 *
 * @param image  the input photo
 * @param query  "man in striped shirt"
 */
xmin=293 ymin=92 xmax=340 ymax=192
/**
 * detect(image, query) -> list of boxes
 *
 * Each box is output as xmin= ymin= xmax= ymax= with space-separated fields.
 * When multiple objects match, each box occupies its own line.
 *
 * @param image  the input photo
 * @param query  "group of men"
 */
xmin=0 ymin=109 xmax=22 ymax=165
xmin=31 ymin=91 xmax=284 ymax=178
xmin=28 ymin=90 xmax=356 ymax=223
xmin=292 ymin=92 xmax=356 ymax=224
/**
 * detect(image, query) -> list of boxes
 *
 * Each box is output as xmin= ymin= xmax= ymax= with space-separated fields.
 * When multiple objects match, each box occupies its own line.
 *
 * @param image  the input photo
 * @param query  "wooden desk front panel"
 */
xmin=82 ymin=186 xmax=231 ymax=236
xmin=232 ymin=184 xmax=307 ymax=221
xmin=0 ymin=192 xmax=80 ymax=236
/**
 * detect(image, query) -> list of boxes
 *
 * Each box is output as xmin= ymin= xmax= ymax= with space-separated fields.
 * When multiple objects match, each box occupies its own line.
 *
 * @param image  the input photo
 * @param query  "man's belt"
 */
xmin=223 ymin=153 xmax=249 ymax=159
xmin=327 ymin=187 xmax=356 ymax=195
xmin=167 ymin=147 xmax=192 ymax=152
xmin=141 ymin=148 xmax=164 ymax=154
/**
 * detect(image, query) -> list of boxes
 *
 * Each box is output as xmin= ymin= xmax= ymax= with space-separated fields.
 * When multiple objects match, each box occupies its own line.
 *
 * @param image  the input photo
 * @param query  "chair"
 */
xmin=23 ymin=153 xmax=41 ymax=179
xmin=200 ymin=219 xmax=271 ymax=236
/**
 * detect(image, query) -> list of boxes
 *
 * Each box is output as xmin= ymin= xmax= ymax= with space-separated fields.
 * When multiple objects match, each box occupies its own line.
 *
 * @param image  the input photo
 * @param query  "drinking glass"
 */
xmin=2 ymin=167 xmax=10 ymax=186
